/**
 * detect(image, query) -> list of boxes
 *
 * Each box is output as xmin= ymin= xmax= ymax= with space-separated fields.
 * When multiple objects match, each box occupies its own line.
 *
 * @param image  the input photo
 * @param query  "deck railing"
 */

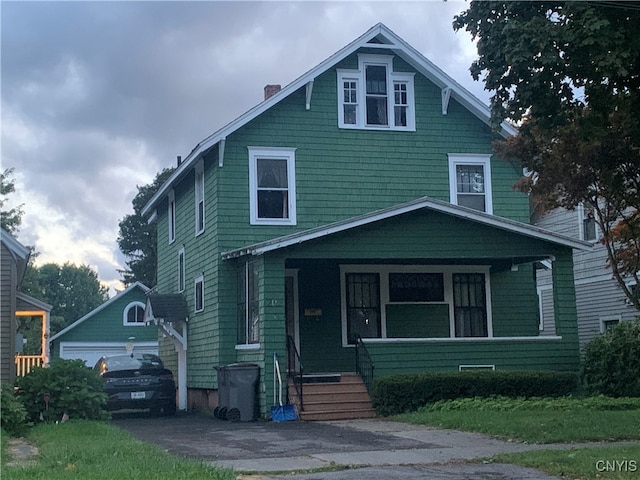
xmin=15 ymin=355 xmax=46 ymax=377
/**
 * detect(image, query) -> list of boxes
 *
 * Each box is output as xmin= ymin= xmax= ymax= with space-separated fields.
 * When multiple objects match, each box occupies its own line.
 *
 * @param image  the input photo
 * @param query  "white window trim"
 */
xmin=195 ymin=159 xmax=205 ymax=236
xmin=537 ymin=284 xmax=553 ymax=331
xmin=168 ymin=189 xmax=176 ymax=244
xmin=339 ymin=264 xmax=493 ymax=347
xmin=599 ymin=314 xmax=621 ymax=333
xmin=194 ymin=274 xmax=204 ymax=313
xmin=448 ymin=153 xmax=493 ymax=214
xmin=248 ymin=146 xmax=297 ymax=226
xmin=337 ymin=54 xmax=415 ymax=131
xmin=578 ymin=202 xmax=599 ymax=242
xmin=123 ymin=301 xmax=147 ymax=326
xmin=177 ymin=247 xmax=185 ymax=293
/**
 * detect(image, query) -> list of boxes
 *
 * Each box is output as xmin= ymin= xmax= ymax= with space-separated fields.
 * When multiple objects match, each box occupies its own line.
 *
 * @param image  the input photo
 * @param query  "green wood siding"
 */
xmin=386 ymin=304 xmax=450 ymax=338
xmin=152 ymin=45 xmax=580 ymax=414
xmin=51 ymin=288 xmax=156 ymax=344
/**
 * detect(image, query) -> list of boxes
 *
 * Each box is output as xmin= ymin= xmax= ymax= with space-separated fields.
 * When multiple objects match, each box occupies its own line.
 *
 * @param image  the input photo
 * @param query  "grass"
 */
xmin=492 ymin=445 xmax=640 ymax=480
xmin=394 ymin=395 xmax=640 ymax=443
xmin=1 ymin=420 xmax=235 ymax=480
xmin=394 ymin=395 xmax=640 ymax=480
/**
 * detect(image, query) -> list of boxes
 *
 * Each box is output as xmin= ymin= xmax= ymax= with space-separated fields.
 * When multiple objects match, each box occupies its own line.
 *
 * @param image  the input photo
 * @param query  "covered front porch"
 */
xmin=223 ymin=197 xmax=589 ymax=418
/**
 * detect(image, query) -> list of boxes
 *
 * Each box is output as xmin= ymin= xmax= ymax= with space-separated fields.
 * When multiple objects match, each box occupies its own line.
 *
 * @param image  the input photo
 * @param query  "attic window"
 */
xmin=124 ymin=302 xmax=146 ymax=326
xmin=337 ymin=54 xmax=415 ymax=131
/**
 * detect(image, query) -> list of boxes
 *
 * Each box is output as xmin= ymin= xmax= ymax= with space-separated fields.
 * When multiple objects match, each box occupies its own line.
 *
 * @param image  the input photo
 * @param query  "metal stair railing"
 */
xmin=355 ymin=335 xmax=375 ymax=394
xmin=286 ymin=335 xmax=304 ymax=411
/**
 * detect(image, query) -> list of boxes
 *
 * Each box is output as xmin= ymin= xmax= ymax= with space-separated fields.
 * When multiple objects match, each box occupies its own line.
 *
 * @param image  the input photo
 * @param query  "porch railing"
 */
xmin=286 ymin=335 xmax=304 ymax=411
xmin=15 ymin=355 xmax=45 ymax=377
xmin=355 ymin=335 xmax=375 ymax=394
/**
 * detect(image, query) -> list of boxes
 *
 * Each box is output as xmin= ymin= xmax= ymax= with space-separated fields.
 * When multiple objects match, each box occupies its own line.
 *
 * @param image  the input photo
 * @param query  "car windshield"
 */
xmin=101 ymin=354 xmax=164 ymax=371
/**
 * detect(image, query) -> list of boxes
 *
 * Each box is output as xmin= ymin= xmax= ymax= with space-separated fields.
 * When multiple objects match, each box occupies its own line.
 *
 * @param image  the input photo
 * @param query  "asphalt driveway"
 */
xmin=112 ymin=412 xmax=564 ymax=479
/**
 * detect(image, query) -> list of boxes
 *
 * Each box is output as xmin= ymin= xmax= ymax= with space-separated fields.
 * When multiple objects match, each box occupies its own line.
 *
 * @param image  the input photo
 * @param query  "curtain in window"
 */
xmin=257 ymin=158 xmax=288 ymax=219
xmin=346 ymin=273 xmax=381 ymax=343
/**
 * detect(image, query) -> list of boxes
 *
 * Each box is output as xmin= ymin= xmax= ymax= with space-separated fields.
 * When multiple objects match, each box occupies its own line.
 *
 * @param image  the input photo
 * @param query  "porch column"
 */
xmin=551 ymin=248 xmax=580 ymax=369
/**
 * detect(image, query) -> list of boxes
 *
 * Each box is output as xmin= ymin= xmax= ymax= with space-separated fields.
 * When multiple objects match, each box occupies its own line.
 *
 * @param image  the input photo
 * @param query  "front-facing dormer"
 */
xmin=338 ymin=54 xmax=415 ymax=131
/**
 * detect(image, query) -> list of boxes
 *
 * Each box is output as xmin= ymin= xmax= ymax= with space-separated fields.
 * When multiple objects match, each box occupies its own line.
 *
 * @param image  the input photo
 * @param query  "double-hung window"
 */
xmin=237 ymin=261 xmax=260 ymax=346
xmin=194 ymin=275 xmax=204 ymax=313
xmin=177 ymin=247 xmax=185 ymax=293
xmin=168 ymin=189 xmax=176 ymax=243
xmin=337 ymin=54 xmax=415 ymax=131
xmin=579 ymin=203 xmax=598 ymax=242
xmin=195 ymin=160 xmax=205 ymax=235
xmin=448 ymin=154 xmax=493 ymax=214
xmin=248 ymin=147 xmax=296 ymax=225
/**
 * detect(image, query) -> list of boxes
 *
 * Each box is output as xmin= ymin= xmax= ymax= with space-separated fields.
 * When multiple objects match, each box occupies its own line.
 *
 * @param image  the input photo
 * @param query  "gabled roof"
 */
xmin=49 ymin=281 xmax=150 ymax=343
xmin=144 ymin=294 xmax=189 ymax=324
xmin=221 ymin=196 xmax=592 ymax=260
xmin=1 ymin=228 xmax=31 ymax=284
xmin=142 ymin=23 xmax=516 ymax=218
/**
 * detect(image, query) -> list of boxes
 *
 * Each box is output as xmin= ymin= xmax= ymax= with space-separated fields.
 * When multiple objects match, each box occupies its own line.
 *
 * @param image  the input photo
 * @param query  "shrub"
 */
xmin=15 ymin=359 xmax=109 ymax=423
xmin=371 ymin=370 xmax=578 ymax=416
xmin=582 ymin=319 xmax=640 ymax=397
xmin=0 ymin=383 xmax=30 ymax=435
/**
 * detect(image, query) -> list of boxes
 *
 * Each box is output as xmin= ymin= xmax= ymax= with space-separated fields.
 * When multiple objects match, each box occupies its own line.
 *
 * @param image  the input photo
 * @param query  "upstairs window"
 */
xmin=448 ymin=154 xmax=493 ymax=214
xmin=579 ymin=203 xmax=598 ymax=242
xmin=195 ymin=160 xmax=205 ymax=236
xmin=337 ymin=54 xmax=415 ymax=131
xmin=123 ymin=302 xmax=146 ymax=326
xmin=177 ymin=247 xmax=185 ymax=293
xmin=194 ymin=275 xmax=204 ymax=313
xmin=168 ymin=189 xmax=176 ymax=244
xmin=248 ymin=147 xmax=297 ymax=225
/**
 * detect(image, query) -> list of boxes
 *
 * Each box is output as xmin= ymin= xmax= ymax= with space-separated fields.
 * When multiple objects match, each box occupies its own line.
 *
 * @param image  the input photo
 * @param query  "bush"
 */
xmin=15 ymin=359 xmax=109 ymax=423
xmin=0 ymin=383 xmax=30 ymax=435
xmin=582 ymin=319 xmax=640 ymax=397
xmin=371 ymin=370 xmax=578 ymax=416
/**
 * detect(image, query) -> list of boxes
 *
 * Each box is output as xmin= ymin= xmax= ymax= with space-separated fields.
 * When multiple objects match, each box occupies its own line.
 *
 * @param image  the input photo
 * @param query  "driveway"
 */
xmin=112 ymin=412 xmax=565 ymax=479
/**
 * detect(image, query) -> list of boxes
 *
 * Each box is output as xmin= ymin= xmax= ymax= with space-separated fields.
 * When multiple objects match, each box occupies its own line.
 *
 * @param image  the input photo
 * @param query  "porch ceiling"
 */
xmin=221 ymin=196 xmax=591 ymax=260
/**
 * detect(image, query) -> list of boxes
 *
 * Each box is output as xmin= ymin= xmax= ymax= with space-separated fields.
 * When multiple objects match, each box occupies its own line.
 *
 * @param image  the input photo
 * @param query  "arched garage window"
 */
xmin=123 ymin=301 xmax=146 ymax=326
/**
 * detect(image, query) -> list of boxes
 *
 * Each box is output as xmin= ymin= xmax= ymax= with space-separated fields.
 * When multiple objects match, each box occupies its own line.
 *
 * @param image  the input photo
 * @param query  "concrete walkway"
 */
xmin=112 ymin=413 xmax=638 ymax=480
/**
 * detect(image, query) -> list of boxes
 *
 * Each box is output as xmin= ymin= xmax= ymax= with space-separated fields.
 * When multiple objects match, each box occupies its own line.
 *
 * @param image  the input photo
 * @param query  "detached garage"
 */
xmin=49 ymin=282 xmax=158 ymax=367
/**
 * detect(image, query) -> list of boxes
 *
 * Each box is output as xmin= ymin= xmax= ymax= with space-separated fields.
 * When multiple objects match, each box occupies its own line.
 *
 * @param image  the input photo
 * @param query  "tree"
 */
xmin=1 ymin=167 xmax=24 ymax=233
xmin=454 ymin=1 xmax=640 ymax=309
xmin=22 ymin=262 xmax=109 ymax=335
xmin=117 ymin=167 xmax=174 ymax=287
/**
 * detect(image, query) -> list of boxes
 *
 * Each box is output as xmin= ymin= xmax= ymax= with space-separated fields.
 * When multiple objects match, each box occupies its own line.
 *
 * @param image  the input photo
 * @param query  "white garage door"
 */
xmin=58 ymin=342 xmax=158 ymax=368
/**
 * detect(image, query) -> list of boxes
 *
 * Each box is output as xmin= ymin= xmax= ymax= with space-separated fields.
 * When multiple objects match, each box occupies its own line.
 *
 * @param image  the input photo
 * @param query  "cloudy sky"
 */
xmin=2 ymin=1 xmax=489 ymax=294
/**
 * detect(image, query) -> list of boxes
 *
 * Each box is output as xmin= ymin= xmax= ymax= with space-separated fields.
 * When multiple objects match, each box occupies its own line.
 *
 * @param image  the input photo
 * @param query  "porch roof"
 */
xmin=221 ymin=196 xmax=592 ymax=260
xmin=144 ymin=294 xmax=189 ymax=324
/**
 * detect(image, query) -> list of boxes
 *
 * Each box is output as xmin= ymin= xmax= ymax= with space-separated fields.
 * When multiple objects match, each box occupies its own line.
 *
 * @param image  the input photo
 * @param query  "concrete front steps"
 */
xmin=287 ymin=372 xmax=376 ymax=421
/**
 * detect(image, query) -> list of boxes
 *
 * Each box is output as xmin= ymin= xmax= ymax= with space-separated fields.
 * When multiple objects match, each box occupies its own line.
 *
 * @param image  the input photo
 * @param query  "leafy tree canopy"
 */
xmin=1 ymin=167 xmax=24 ymax=234
xmin=454 ymin=1 xmax=640 ymax=308
xmin=22 ymin=262 xmax=109 ymax=335
xmin=117 ymin=167 xmax=174 ymax=287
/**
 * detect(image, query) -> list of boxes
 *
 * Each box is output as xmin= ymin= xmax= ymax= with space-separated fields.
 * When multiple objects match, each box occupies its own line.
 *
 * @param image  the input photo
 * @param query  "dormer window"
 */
xmin=337 ymin=54 xmax=415 ymax=131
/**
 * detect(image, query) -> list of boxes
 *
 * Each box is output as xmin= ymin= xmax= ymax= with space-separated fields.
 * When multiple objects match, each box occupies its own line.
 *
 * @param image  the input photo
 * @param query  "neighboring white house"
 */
xmin=535 ymin=204 xmax=638 ymax=347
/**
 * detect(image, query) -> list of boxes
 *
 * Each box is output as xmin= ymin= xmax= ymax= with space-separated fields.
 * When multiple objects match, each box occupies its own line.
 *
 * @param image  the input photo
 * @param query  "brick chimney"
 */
xmin=264 ymin=84 xmax=281 ymax=100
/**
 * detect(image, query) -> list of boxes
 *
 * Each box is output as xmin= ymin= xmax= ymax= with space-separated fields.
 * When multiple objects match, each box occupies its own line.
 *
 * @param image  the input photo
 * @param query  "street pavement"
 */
xmin=112 ymin=412 xmax=627 ymax=480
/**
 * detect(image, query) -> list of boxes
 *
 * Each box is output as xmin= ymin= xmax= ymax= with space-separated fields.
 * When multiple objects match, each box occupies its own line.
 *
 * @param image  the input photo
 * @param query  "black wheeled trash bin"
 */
xmin=215 ymin=363 xmax=259 ymax=422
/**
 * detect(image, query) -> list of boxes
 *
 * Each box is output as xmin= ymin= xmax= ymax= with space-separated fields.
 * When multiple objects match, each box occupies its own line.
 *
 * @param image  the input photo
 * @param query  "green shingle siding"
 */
xmin=153 ymin=45 xmax=578 ymax=411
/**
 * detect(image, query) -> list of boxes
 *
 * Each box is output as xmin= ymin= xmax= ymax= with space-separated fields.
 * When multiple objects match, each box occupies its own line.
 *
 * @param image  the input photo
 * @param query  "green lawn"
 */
xmin=394 ymin=396 xmax=640 ymax=480
xmin=1 ymin=420 xmax=234 ymax=480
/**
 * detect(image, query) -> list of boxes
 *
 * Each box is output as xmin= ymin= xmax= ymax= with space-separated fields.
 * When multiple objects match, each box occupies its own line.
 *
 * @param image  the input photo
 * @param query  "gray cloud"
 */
xmin=2 ymin=1 xmax=484 ymax=291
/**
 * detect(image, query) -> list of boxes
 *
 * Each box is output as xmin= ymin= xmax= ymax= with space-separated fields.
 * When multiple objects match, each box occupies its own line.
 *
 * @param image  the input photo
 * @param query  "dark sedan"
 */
xmin=94 ymin=353 xmax=176 ymax=416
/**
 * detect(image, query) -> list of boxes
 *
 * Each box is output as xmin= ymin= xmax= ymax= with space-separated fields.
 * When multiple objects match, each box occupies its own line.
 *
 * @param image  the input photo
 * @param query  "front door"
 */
xmin=285 ymin=270 xmax=300 ymax=371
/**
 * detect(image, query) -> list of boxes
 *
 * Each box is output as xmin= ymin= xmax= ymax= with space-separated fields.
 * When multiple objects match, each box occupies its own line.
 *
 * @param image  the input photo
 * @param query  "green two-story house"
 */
xmin=142 ymin=23 xmax=590 ymax=418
